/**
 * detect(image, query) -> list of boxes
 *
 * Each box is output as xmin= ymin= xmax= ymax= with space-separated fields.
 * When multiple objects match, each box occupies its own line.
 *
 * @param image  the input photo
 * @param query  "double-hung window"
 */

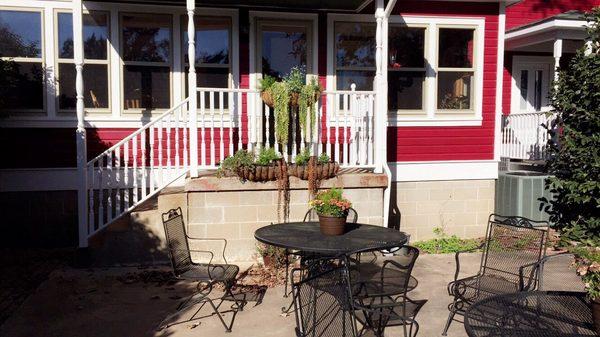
xmin=56 ymin=11 xmax=110 ymax=113
xmin=388 ymin=25 xmax=426 ymax=112
xmin=0 ymin=9 xmax=44 ymax=112
xmin=182 ymin=16 xmax=231 ymax=108
xmin=121 ymin=13 xmax=172 ymax=111
xmin=334 ymin=22 xmax=376 ymax=91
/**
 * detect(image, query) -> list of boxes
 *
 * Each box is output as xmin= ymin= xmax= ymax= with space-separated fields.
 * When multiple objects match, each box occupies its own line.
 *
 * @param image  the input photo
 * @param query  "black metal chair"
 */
xmin=442 ymin=214 xmax=548 ymax=335
xmin=355 ymin=246 xmax=426 ymax=337
xmin=524 ymin=253 xmax=585 ymax=292
xmin=159 ymin=208 xmax=245 ymax=332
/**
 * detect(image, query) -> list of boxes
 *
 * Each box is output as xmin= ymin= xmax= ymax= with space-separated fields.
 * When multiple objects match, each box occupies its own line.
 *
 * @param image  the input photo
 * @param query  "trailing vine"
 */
xmin=271 ymin=82 xmax=290 ymax=145
xmin=276 ymin=159 xmax=290 ymax=222
xmin=298 ymin=79 xmax=320 ymax=137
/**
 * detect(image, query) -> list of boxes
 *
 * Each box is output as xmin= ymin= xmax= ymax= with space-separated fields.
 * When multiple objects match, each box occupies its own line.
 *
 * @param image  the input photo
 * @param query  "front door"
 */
xmin=512 ymin=56 xmax=554 ymax=114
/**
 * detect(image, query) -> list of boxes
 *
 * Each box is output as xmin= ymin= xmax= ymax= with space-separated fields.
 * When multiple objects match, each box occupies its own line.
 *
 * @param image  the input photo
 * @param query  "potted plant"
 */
xmin=217 ymin=148 xmax=283 ymax=182
xmin=309 ymin=188 xmax=352 ymax=236
xmin=573 ymin=246 xmax=600 ymax=333
xmin=256 ymin=243 xmax=287 ymax=269
xmin=289 ymin=149 xmax=339 ymax=180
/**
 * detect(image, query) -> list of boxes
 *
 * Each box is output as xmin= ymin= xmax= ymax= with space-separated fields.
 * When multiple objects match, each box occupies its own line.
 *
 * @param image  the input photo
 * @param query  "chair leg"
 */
xmin=442 ymin=310 xmax=455 ymax=336
xmin=284 ymin=249 xmax=290 ymax=298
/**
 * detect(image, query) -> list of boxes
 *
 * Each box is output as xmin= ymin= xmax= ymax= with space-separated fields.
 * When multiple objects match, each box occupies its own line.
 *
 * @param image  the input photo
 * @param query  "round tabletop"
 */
xmin=254 ymin=222 xmax=408 ymax=255
xmin=464 ymin=291 xmax=596 ymax=337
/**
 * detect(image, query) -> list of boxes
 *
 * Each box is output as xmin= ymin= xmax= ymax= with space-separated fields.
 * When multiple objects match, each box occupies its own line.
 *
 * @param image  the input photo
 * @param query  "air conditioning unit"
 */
xmin=495 ymin=171 xmax=553 ymax=222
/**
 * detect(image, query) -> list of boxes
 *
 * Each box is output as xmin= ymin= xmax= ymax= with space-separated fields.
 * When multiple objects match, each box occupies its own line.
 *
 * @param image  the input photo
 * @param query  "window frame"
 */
xmin=54 ymin=9 xmax=111 ymax=115
xmin=0 ymin=7 xmax=46 ymax=114
xmin=119 ymin=11 xmax=173 ymax=114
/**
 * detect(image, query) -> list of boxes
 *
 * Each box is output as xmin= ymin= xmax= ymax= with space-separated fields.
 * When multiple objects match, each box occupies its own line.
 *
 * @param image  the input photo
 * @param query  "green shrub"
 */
xmin=295 ymin=148 xmax=311 ymax=165
xmin=572 ymin=246 xmax=600 ymax=300
xmin=542 ymin=8 xmax=600 ymax=246
xmin=413 ymin=227 xmax=481 ymax=254
xmin=256 ymin=147 xmax=281 ymax=165
xmin=216 ymin=149 xmax=255 ymax=177
xmin=318 ymin=153 xmax=330 ymax=164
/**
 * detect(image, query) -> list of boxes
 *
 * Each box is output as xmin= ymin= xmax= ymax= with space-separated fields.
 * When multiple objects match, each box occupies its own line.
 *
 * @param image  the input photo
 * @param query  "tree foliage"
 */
xmin=543 ymin=8 xmax=600 ymax=245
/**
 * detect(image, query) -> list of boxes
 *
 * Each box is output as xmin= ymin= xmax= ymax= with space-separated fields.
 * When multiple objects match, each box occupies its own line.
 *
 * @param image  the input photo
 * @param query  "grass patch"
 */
xmin=413 ymin=227 xmax=482 ymax=254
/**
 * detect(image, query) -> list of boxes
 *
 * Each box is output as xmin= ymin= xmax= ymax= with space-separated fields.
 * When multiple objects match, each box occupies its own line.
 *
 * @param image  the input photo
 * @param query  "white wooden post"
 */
xmin=373 ymin=0 xmax=387 ymax=174
xmin=553 ymin=38 xmax=563 ymax=83
xmin=74 ymin=0 xmax=88 ymax=247
xmin=187 ymin=0 xmax=199 ymax=177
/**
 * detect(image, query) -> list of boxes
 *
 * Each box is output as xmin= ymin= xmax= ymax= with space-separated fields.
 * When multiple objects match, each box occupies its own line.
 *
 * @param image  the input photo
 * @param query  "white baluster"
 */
xmin=124 ymin=140 xmax=130 ymax=209
xmin=219 ymin=90 xmax=225 ymax=162
xmin=183 ymin=105 xmax=189 ymax=169
xmin=200 ymin=91 xmax=206 ymax=167
xmin=237 ymin=90 xmax=243 ymax=152
xmin=343 ymin=93 xmax=349 ymax=166
xmin=157 ymin=119 xmax=164 ymax=186
xmin=166 ymin=113 xmax=172 ymax=180
xmin=141 ymin=130 xmax=147 ymax=199
xmin=265 ymin=102 xmax=271 ymax=150
xmin=324 ymin=94 xmax=330 ymax=159
xmin=115 ymin=147 xmax=122 ymax=214
xmin=149 ymin=126 xmax=155 ymax=192
xmin=210 ymin=91 xmax=216 ymax=167
xmin=228 ymin=91 xmax=234 ymax=157
xmin=98 ymin=157 xmax=104 ymax=227
xmin=88 ymin=163 xmax=95 ymax=230
xmin=107 ymin=151 xmax=113 ymax=222
xmin=132 ymin=136 xmax=138 ymax=203
xmin=175 ymin=109 xmax=180 ymax=169
xmin=334 ymin=93 xmax=340 ymax=163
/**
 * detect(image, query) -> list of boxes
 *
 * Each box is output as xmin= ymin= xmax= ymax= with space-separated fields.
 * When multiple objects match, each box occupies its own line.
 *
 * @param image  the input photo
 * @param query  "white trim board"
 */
xmin=389 ymin=160 xmax=499 ymax=182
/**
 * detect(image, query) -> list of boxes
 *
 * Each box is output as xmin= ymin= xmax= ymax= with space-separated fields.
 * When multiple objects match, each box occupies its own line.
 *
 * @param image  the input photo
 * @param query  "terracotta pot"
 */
xmin=260 ymin=91 xmax=275 ymax=108
xmin=318 ymin=214 xmax=347 ymax=236
xmin=592 ymin=299 xmax=600 ymax=334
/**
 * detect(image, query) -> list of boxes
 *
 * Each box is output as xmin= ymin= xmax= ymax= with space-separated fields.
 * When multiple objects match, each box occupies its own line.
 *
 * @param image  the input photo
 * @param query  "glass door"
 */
xmin=514 ymin=60 xmax=552 ymax=114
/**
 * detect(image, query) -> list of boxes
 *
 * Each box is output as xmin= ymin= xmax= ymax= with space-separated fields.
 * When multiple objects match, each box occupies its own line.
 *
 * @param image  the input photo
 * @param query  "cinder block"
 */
xmin=223 ymin=205 xmax=258 ymax=222
xmin=189 ymin=206 xmax=224 ymax=224
xmin=205 ymin=191 xmax=240 ymax=206
xmin=206 ymin=222 xmax=240 ymax=239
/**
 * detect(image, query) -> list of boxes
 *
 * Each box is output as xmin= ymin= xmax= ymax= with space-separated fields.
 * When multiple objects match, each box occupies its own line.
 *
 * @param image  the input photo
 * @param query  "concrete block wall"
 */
xmin=392 ymin=180 xmax=495 ymax=242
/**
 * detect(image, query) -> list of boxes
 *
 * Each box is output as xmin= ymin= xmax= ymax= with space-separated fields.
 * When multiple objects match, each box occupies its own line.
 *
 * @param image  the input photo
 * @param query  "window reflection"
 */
xmin=261 ymin=26 xmax=307 ymax=79
xmin=0 ymin=10 xmax=42 ymax=58
xmin=122 ymin=14 xmax=171 ymax=63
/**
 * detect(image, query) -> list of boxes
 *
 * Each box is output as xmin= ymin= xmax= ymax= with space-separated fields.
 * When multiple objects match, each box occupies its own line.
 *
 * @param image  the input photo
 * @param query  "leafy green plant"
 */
xmin=542 ymin=8 xmax=600 ymax=246
xmin=573 ymin=246 xmax=600 ymax=300
xmin=318 ymin=152 xmax=330 ymax=164
xmin=309 ymin=188 xmax=352 ymax=217
xmin=295 ymin=148 xmax=311 ymax=165
xmin=256 ymin=147 xmax=281 ymax=165
xmin=258 ymin=75 xmax=276 ymax=92
xmin=299 ymin=78 xmax=322 ymax=135
xmin=271 ymin=82 xmax=290 ymax=144
xmin=216 ymin=149 xmax=255 ymax=177
xmin=256 ymin=243 xmax=287 ymax=268
xmin=284 ymin=67 xmax=305 ymax=94
xmin=413 ymin=227 xmax=481 ymax=254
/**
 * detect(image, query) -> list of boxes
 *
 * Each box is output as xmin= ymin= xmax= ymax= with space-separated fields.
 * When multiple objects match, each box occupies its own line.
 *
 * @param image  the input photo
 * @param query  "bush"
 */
xmin=413 ymin=227 xmax=481 ymax=254
xmin=573 ymin=246 xmax=600 ymax=300
xmin=543 ymin=8 xmax=600 ymax=246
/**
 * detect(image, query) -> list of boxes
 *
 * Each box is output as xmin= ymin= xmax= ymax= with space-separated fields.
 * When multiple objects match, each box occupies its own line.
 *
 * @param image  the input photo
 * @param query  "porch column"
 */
xmin=374 ymin=0 xmax=387 ymax=174
xmin=74 ymin=0 xmax=88 ymax=247
xmin=187 ymin=0 xmax=199 ymax=177
xmin=553 ymin=38 xmax=563 ymax=83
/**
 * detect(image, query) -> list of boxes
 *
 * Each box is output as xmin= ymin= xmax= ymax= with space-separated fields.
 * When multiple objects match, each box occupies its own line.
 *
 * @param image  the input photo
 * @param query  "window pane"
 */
xmin=261 ymin=26 xmax=307 ymax=80
xmin=336 ymin=70 xmax=374 ymax=91
xmin=389 ymin=71 xmax=425 ymax=110
xmin=389 ymin=27 xmax=425 ymax=68
xmin=0 ymin=61 xmax=44 ymax=110
xmin=186 ymin=67 xmax=230 ymax=109
xmin=58 ymin=63 xmax=109 ymax=110
xmin=0 ymin=10 xmax=42 ymax=58
xmin=123 ymin=65 xmax=170 ymax=110
xmin=519 ymin=70 xmax=528 ymax=110
xmin=335 ymin=22 xmax=375 ymax=68
xmin=183 ymin=17 xmax=230 ymax=64
xmin=534 ymin=70 xmax=542 ymax=111
xmin=122 ymin=14 xmax=171 ymax=63
xmin=437 ymin=72 xmax=473 ymax=110
xmin=439 ymin=28 xmax=474 ymax=68
xmin=57 ymin=12 xmax=109 ymax=60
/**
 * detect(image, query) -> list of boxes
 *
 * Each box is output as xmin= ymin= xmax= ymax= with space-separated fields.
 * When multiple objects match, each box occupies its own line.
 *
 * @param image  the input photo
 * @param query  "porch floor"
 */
xmin=0 ymin=253 xmax=479 ymax=337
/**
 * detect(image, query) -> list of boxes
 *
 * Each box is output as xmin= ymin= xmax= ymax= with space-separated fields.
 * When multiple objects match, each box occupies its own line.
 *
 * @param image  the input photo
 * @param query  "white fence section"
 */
xmin=500 ymin=112 xmax=554 ymax=160
xmin=86 ymin=98 xmax=191 ymax=237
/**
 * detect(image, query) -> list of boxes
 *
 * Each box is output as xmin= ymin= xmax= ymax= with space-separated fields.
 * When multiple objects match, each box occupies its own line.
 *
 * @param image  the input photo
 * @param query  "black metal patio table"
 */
xmin=254 ymin=222 xmax=408 ymax=256
xmin=464 ymin=291 xmax=597 ymax=337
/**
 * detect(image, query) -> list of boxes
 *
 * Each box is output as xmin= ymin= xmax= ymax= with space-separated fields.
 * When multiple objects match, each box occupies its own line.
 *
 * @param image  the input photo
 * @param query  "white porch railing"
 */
xmin=86 ymin=98 xmax=191 ymax=237
xmin=85 ymin=87 xmax=377 ymax=237
xmin=500 ymin=112 xmax=554 ymax=160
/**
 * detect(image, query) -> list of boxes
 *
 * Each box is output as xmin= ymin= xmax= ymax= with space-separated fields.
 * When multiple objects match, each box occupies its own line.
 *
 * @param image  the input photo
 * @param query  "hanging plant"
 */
xmin=271 ymin=82 xmax=290 ymax=144
xmin=299 ymin=78 xmax=322 ymax=137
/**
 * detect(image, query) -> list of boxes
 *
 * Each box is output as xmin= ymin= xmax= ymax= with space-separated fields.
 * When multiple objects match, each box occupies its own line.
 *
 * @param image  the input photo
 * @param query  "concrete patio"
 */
xmin=0 ymin=253 xmax=481 ymax=337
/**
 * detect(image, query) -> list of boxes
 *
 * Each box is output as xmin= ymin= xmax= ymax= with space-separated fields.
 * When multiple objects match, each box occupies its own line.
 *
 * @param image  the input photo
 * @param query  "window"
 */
xmin=437 ymin=28 xmax=475 ymax=111
xmin=182 ymin=16 xmax=231 ymax=107
xmin=388 ymin=26 xmax=426 ymax=111
xmin=122 ymin=13 xmax=172 ymax=111
xmin=0 ymin=9 xmax=44 ymax=111
xmin=56 ymin=11 xmax=110 ymax=112
xmin=334 ymin=22 xmax=375 ymax=90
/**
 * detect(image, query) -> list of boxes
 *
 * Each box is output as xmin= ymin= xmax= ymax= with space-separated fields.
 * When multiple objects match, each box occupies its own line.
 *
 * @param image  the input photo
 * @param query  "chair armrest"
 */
xmin=519 ymin=261 xmax=539 ymax=291
xmin=185 ymin=236 xmax=228 ymax=263
xmin=453 ymin=243 xmax=485 ymax=282
xmin=170 ymin=249 xmax=214 ymax=265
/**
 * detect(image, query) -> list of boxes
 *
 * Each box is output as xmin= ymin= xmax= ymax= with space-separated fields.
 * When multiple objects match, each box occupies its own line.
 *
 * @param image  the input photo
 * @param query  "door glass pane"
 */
xmin=261 ymin=25 xmax=307 ymax=79
xmin=519 ymin=70 xmax=528 ymax=111
xmin=0 ymin=10 xmax=42 ymax=58
xmin=335 ymin=22 xmax=375 ymax=68
xmin=58 ymin=12 xmax=109 ymax=60
xmin=534 ymin=70 xmax=543 ymax=111
xmin=58 ymin=63 xmax=109 ymax=109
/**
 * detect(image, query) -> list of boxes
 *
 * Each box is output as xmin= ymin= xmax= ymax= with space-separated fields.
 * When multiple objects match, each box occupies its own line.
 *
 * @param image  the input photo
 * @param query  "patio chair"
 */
xmin=158 ymin=207 xmax=244 ymax=332
xmin=442 ymin=214 xmax=548 ymax=336
xmin=354 ymin=246 xmax=426 ymax=337
xmin=523 ymin=253 xmax=585 ymax=292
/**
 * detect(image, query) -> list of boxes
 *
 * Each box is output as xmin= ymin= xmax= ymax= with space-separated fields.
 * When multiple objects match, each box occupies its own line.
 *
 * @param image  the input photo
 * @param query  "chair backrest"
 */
xmin=381 ymin=246 xmax=420 ymax=298
xmin=303 ymin=207 xmax=358 ymax=223
xmin=293 ymin=258 xmax=359 ymax=337
xmin=536 ymin=254 xmax=585 ymax=292
xmin=162 ymin=208 xmax=193 ymax=276
xmin=490 ymin=214 xmax=549 ymax=228
xmin=480 ymin=216 xmax=547 ymax=284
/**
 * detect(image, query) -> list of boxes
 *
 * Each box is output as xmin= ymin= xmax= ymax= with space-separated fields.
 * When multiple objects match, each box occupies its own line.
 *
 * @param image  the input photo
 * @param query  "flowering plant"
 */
xmin=309 ymin=188 xmax=352 ymax=218
xmin=573 ymin=246 xmax=600 ymax=301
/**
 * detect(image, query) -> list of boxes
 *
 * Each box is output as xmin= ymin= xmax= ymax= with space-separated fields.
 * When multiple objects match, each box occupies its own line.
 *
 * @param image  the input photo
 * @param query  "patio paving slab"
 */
xmin=0 ymin=253 xmax=480 ymax=337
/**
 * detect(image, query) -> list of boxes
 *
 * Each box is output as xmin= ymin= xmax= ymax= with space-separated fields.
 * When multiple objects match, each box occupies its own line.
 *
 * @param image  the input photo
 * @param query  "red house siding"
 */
xmin=506 ymin=0 xmax=600 ymax=30
xmin=386 ymin=1 xmax=499 ymax=162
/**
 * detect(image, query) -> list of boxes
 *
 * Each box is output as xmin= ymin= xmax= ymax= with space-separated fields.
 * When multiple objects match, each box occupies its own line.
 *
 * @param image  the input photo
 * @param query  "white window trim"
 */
xmin=54 ymin=9 xmax=112 ymax=115
xmin=510 ymin=55 xmax=554 ymax=115
xmin=0 ymin=0 xmax=239 ymax=128
xmin=327 ymin=14 xmax=485 ymax=127
xmin=0 ymin=6 xmax=46 ymax=115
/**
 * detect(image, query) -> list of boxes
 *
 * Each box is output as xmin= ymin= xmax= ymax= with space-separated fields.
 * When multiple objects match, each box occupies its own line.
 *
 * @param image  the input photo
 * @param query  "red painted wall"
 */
xmin=386 ymin=1 xmax=499 ymax=162
xmin=506 ymin=0 xmax=600 ymax=30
